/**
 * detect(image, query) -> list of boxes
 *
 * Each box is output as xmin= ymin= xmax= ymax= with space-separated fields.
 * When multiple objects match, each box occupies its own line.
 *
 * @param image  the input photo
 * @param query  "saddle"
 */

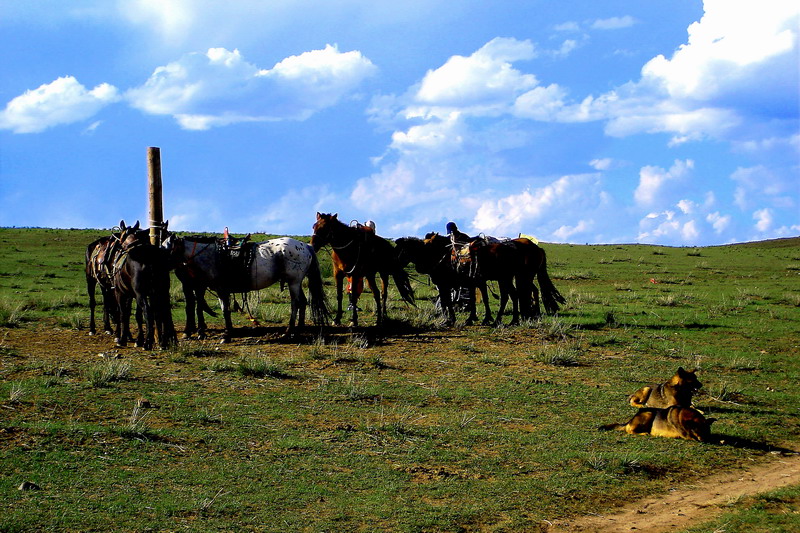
xmin=218 ymin=230 xmax=256 ymax=291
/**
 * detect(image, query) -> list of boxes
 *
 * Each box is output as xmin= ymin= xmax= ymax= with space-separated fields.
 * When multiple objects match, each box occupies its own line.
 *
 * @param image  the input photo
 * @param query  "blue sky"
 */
xmin=1 ymin=0 xmax=798 ymax=245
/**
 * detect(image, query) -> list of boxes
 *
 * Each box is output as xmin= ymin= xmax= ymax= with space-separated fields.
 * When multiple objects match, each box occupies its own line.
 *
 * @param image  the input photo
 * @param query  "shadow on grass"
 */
xmin=709 ymin=433 xmax=798 ymax=455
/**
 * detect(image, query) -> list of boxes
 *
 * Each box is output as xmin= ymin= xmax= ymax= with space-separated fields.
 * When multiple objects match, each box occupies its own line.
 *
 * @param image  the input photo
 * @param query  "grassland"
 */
xmin=1 ymin=227 xmax=798 ymax=531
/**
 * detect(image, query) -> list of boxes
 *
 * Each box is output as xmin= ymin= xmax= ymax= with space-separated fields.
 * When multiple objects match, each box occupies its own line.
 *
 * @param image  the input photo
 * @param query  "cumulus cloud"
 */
xmin=634 ymin=159 xmax=694 ymax=207
xmin=360 ymin=5 xmax=798 ymax=244
xmin=127 ymin=45 xmax=376 ymax=128
xmin=0 ymin=76 xmax=120 ymax=133
xmin=707 ymin=211 xmax=732 ymax=233
xmin=753 ymin=208 xmax=773 ymax=232
xmin=413 ymin=37 xmax=537 ymax=114
xmin=605 ymin=1 xmax=799 ymax=143
xmin=471 ymin=174 xmax=605 ymax=237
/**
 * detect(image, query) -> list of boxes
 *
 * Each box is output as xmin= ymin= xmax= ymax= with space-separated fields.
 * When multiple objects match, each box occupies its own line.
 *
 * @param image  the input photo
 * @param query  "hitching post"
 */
xmin=147 ymin=147 xmax=164 ymax=245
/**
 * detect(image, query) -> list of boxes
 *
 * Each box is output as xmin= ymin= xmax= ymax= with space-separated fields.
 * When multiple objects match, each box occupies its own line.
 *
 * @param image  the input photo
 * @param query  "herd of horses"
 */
xmin=84 ymin=213 xmax=565 ymax=349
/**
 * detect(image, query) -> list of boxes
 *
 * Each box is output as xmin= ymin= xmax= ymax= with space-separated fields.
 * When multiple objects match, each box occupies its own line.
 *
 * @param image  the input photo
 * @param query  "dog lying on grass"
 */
xmin=629 ymin=367 xmax=702 ymax=408
xmin=600 ymin=406 xmax=716 ymax=442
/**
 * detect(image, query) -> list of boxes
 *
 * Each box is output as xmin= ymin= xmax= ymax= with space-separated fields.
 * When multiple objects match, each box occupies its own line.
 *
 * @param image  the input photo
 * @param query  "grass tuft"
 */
xmin=86 ymin=359 xmax=132 ymax=387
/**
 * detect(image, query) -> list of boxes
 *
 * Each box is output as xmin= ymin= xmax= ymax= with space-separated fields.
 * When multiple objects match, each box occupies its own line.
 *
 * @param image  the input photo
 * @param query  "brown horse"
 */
xmin=85 ymin=220 xmax=148 ymax=337
xmin=311 ymin=213 xmax=414 ymax=327
xmin=465 ymin=237 xmax=565 ymax=321
xmin=396 ymin=234 xmax=492 ymax=326
xmin=456 ymin=237 xmax=520 ymax=325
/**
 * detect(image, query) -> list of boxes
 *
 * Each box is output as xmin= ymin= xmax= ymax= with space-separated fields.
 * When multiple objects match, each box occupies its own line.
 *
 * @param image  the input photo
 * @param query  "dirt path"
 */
xmin=550 ymin=451 xmax=800 ymax=532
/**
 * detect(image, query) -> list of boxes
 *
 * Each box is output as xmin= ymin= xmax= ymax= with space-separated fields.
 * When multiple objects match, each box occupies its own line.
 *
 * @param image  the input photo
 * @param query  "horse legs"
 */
xmin=87 ymin=275 xmax=98 ymax=335
xmin=530 ymin=282 xmax=541 ymax=318
xmin=115 ymin=295 xmax=132 ymax=347
xmin=195 ymin=287 xmax=208 ymax=340
xmin=365 ymin=275 xmax=381 ymax=327
xmin=333 ymin=270 xmax=345 ymax=326
xmin=138 ymin=295 xmax=154 ymax=350
xmin=178 ymin=274 xmax=197 ymax=338
xmin=286 ymin=281 xmax=306 ymax=337
xmin=347 ymin=286 xmax=360 ymax=327
xmin=134 ymin=304 xmax=144 ymax=347
xmin=477 ymin=283 xmax=494 ymax=325
xmin=505 ymin=281 xmax=520 ymax=326
xmin=438 ymin=283 xmax=456 ymax=326
xmin=101 ymin=286 xmax=118 ymax=335
xmin=218 ymin=292 xmax=234 ymax=344
xmin=380 ymin=274 xmax=389 ymax=319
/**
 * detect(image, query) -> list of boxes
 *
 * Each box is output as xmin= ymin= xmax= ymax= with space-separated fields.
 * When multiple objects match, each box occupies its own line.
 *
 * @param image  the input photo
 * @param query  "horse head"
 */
xmin=311 ymin=212 xmax=340 ymax=251
xmin=394 ymin=237 xmax=423 ymax=268
xmin=159 ymin=233 xmax=186 ymax=268
xmin=117 ymin=220 xmax=146 ymax=249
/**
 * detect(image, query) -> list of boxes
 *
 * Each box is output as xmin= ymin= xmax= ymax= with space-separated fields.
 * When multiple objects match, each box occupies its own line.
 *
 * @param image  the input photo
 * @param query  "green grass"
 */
xmin=1 ymin=228 xmax=799 ymax=531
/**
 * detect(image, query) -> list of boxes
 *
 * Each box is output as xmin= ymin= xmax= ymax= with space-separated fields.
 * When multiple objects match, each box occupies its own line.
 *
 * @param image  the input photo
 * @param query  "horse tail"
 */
xmin=537 ymin=248 xmax=566 ymax=314
xmin=306 ymin=248 xmax=330 ymax=326
xmin=392 ymin=264 xmax=416 ymax=306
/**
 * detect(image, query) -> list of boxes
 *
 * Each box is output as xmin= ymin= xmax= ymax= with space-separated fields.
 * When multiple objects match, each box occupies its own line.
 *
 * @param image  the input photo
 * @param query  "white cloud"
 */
xmin=634 ymin=159 xmax=694 ymax=207
xmin=753 ymin=208 xmax=773 ymax=232
xmin=553 ymin=220 xmax=592 ymax=241
xmin=641 ymin=1 xmax=797 ymax=101
xmin=706 ymin=212 xmax=732 ymax=233
xmin=126 ymin=45 xmax=375 ymax=128
xmin=415 ymin=37 xmax=537 ymax=112
xmin=526 ymin=2 xmax=799 ymax=146
xmin=730 ymin=165 xmax=796 ymax=211
xmin=589 ymin=158 xmax=614 ymax=171
xmin=0 ymin=76 xmax=120 ymax=133
xmin=471 ymin=174 xmax=603 ymax=237
xmin=592 ymin=16 xmax=637 ymax=30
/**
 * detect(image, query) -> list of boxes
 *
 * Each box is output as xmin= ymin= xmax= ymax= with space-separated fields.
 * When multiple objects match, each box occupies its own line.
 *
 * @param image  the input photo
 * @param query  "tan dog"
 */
xmin=629 ymin=367 xmax=701 ymax=408
xmin=600 ymin=406 xmax=715 ymax=442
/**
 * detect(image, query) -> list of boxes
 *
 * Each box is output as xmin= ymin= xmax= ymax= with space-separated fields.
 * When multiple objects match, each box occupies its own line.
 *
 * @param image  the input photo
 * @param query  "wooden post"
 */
xmin=147 ymin=147 xmax=163 ymax=245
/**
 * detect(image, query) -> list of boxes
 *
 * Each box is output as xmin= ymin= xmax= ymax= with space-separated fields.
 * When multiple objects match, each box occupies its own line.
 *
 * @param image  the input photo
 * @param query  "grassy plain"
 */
xmin=0 ymin=227 xmax=798 ymax=531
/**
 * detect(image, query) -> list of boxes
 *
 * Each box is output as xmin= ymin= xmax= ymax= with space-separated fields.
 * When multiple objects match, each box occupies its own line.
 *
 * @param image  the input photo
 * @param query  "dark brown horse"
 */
xmin=112 ymin=242 xmax=177 ymax=350
xmin=311 ymin=213 xmax=414 ymax=327
xmin=465 ymin=237 xmax=565 ymax=321
xmin=85 ymin=220 xmax=148 ymax=337
xmin=395 ymin=234 xmax=491 ymax=326
xmin=455 ymin=237 xmax=520 ymax=325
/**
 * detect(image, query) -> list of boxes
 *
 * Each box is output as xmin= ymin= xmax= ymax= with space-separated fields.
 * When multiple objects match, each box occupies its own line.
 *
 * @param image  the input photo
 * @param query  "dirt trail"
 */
xmin=550 ymin=452 xmax=800 ymax=532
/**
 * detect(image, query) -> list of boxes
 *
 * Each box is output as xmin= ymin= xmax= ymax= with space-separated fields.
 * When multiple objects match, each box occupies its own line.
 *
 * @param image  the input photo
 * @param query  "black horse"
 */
xmin=395 ymin=234 xmax=493 ymax=326
xmin=85 ymin=220 xmax=148 ymax=337
xmin=112 ymin=242 xmax=177 ymax=350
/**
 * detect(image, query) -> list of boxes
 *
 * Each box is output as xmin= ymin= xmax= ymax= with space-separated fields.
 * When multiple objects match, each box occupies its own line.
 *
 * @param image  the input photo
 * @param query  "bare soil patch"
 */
xmin=550 ymin=452 xmax=800 ymax=532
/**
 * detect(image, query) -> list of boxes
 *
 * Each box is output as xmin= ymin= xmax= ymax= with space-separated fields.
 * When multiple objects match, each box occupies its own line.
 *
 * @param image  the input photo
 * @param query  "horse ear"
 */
xmin=163 ymin=220 xmax=169 ymax=231
xmin=120 ymin=220 xmax=127 ymax=230
xmin=316 ymin=212 xmax=322 ymax=219
xmin=333 ymin=213 xmax=338 ymax=220
xmin=133 ymin=220 xmax=140 ymax=230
